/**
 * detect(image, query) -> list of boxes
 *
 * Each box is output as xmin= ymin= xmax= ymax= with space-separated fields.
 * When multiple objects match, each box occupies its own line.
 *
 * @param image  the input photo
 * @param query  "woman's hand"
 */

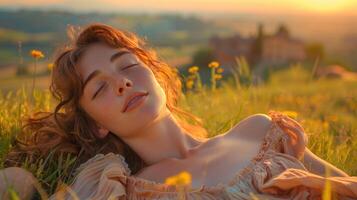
xmin=0 ymin=167 xmax=36 ymax=200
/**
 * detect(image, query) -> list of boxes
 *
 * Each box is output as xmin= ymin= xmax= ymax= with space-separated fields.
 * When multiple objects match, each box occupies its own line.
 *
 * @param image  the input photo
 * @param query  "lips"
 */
xmin=121 ymin=91 xmax=149 ymax=113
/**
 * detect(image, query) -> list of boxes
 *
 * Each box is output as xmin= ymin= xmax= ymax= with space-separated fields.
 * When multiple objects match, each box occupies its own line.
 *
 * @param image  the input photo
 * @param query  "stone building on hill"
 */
xmin=209 ymin=24 xmax=306 ymax=68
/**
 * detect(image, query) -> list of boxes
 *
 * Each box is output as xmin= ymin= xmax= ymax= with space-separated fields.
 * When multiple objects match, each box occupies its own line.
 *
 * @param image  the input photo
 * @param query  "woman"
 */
xmin=1 ymin=23 xmax=356 ymax=200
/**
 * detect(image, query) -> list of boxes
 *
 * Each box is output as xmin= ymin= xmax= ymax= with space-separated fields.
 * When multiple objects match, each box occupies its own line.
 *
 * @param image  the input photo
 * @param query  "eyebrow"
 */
xmin=82 ymin=50 xmax=130 ymax=91
xmin=110 ymin=50 xmax=130 ymax=62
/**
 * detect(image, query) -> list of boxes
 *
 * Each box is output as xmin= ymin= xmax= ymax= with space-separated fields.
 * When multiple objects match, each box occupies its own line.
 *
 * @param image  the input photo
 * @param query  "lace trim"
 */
xmin=73 ymin=152 xmax=132 ymax=177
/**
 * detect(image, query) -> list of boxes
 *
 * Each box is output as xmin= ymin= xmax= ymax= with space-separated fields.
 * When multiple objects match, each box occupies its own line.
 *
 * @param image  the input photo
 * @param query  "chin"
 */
xmin=136 ymin=93 xmax=164 ymax=124
xmin=120 ymin=95 xmax=166 ymax=136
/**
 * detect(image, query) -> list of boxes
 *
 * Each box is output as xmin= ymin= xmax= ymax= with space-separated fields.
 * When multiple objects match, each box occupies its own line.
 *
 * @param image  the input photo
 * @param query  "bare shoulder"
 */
xmin=226 ymin=113 xmax=272 ymax=142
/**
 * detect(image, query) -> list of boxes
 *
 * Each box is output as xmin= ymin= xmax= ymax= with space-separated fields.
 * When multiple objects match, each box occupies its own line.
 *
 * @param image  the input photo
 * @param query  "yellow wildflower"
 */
xmin=47 ymin=63 xmax=54 ymax=71
xmin=165 ymin=171 xmax=192 ymax=186
xmin=187 ymin=74 xmax=196 ymax=81
xmin=327 ymin=115 xmax=338 ymax=122
xmin=208 ymin=61 xmax=219 ymax=68
xmin=188 ymin=66 xmax=199 ymax=74
xmin=30 ymin=50 xmax=45 ymax=59
xmin=281 ymin=110 xmax=298 ymax=119
xmin=185 ymin=80 xmax=194 ymax=89
xmin=216 ymin=68 xmax=224 ymax=73
xmin=322 ymin=167 xmax=331 ymax=200
xmin=214 ymin=74 xmax=223 ymax=80
xmin=323 ymin=121 xmax=329 ymax=129
xmin=7 ymin=187 xmax=20 ymax=200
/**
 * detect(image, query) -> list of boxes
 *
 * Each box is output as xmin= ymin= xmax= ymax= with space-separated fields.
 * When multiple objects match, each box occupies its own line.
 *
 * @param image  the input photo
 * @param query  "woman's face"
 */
xmin=77 ymin=43 xmax=167 ymax=138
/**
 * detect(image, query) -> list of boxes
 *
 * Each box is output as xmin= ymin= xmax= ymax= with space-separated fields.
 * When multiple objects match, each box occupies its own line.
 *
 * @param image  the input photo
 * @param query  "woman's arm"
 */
xmin=0 ymin=167 xmax=36 ymax=200
xmin=303 ymin=148 xmax=349 ymax=177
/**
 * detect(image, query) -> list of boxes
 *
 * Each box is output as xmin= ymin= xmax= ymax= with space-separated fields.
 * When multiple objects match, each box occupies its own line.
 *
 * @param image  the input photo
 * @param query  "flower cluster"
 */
xmin=185 ymin=61 xmax=224 ymax=91
xmin=208 ymin=61 xmax=224 ymax=91
xmin=30 ymin=50 xmax=45 ymax=59
xmin=47 ymin=63 xmax=54 ymax=71
xmin=165 ymin=171 xmax=192 ymax=186
xmin=186 ymin=65 xmax=202 ymax=91
xmin=208 ymin=61 xmax=219 ymax=69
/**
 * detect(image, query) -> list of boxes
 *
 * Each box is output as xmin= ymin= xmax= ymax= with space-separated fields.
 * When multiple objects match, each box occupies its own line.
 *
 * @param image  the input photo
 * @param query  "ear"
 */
xmin=96 ymin=124 xmax=109 ymax=139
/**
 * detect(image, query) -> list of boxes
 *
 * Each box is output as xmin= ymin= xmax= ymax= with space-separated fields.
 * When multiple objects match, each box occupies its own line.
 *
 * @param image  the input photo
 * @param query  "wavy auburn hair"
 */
xmin=5 ymin=23 xmax=207 ymax=176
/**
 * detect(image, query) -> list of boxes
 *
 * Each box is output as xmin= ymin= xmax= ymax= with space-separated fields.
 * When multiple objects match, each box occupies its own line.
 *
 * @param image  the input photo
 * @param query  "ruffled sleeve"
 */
xmin=49 ymin=153 xmax=130 ymax=200
xmin=267 ymin=111 xmax=308 ymax=161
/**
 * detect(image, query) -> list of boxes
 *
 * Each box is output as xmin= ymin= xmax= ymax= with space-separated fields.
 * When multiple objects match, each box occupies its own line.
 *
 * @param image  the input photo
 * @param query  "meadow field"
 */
xmin=0 ymin=64 xmax=356 ymax=198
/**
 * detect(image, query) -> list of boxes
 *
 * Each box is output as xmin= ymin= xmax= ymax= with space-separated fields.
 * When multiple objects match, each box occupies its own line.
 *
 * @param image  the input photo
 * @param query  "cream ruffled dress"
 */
xmin=49 ymin=111 xmax=357 ymax=200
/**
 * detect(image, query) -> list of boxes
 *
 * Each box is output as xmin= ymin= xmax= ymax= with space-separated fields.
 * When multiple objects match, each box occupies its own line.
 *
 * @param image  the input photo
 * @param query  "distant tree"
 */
xmin=250 ymin=23 xmax=264 ymax=67
xmin=305 ymin=43 xmax=325 ymax=61
xmin=191 ymin=47 xmax=215 ymax=69
xmin=276 ymin=24 xmax=290 ymax=38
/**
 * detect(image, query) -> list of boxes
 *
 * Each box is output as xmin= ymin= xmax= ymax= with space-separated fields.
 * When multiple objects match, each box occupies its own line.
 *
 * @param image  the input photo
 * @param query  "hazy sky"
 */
xmin=1 ymin=0 xmax=356 ymax=15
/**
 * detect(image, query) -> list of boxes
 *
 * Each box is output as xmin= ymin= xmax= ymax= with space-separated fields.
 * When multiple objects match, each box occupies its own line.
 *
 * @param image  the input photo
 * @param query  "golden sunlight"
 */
xmin=298 ymin=0 xmax=352 ymax=13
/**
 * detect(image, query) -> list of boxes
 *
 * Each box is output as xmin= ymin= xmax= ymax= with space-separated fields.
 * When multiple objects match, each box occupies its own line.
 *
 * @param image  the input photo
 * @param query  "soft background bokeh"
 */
xmin=0 ymin=0 xmax=356 ymax=198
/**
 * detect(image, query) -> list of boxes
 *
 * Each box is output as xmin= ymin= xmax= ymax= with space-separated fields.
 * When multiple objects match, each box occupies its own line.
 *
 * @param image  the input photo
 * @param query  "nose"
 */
xmin=116 ymin=76 xmax=133 ymax=96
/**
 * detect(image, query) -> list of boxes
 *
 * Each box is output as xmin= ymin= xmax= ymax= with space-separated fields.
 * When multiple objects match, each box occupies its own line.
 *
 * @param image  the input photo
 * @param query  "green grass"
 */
xmin=0 ymin=65 xmax=356 ymax=198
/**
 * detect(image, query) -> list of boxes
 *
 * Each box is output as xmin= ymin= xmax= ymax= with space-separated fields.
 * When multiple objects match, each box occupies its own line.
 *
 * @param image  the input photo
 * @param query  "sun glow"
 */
xmin=298 ymin=0 xmax=353 ymax=13
xmin=0 ymin=0 xmax=356 ymax=15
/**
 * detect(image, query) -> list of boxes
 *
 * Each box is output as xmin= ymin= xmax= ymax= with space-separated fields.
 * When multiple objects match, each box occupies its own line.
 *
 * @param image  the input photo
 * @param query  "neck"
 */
xmin=120 ymin=110 xmax=203 ymax=165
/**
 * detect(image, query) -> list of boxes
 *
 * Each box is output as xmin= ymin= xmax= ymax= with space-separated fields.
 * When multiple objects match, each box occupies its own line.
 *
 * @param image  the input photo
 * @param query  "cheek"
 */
xmin=150 ymin=74 xmax=166 ymax=101
xmin=101 ymin=94 xmax=121 ymax=113
xmin=146 ymin=72 xmax=167 ymax=109
xmin=88 ymin=94 xmax=120 ymax=123
xmin=142 ymin=67 xmax=164 ymax=92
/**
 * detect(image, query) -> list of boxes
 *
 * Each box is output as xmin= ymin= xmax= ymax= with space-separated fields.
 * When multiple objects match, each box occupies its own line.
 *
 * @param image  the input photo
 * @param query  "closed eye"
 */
xmin=91 ymin=64 xmax=138 ymax=100
xmin=121 ymin=63 xmax=138 ymax=70
xmin=92 ymin=82 xmax=107 ymax=100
